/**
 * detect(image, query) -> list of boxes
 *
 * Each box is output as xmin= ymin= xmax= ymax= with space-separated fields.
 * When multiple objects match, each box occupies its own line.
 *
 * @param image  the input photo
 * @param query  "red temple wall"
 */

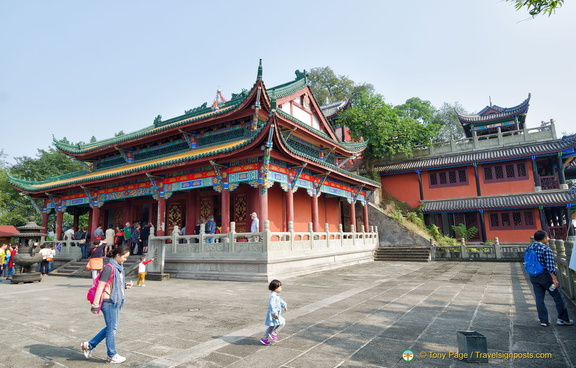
xmin=267 ymin=185 xmax=284 ymax=232
xmin=422 ymin=166 xmax=477 ymax=200
xmin=293 ymin=189 xmax=312 ymax=232
xmin=381 ymin=172 xmax=421 ymax=209
xmin=319 ymin=195 xmax=340 ymax=232
xmin=478 ymin=160 xmax=534 ymax=196
xmin=483 ymin=210 xmax=539 ymax=243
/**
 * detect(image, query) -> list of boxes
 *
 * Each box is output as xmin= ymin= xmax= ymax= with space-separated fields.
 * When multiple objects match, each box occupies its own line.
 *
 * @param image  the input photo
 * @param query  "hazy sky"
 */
xmin=1 ymin=1 xmax=575 ymax=164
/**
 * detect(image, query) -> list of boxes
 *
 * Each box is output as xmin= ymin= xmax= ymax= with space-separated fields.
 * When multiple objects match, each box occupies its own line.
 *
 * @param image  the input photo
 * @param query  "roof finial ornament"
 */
xmin=257 ymin=59 xmax=263 ymax=80
xmin=295 ymin=69 xmax=308 ymax=80
xmin=489 ymin=96 xmax=492 ymax=107
xmin=211 ymin=89 xmax=227 ymax=111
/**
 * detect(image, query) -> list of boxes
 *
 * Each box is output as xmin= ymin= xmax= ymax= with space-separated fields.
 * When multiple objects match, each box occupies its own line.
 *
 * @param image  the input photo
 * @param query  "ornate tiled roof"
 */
xmin=376 ymin=134 xmax=576 ymax=174
xmin=53 ymin=96 xmax=247 ymax=155
xmin=320 ymin=100 xmax=349 ymax=120
xmin=277 ymin=128 xmax=379 ymax=188
xmin=267 ymin=71 xmax=308 ymax=98
xmin=276 ymin=109 xmax=367 ymax=153
xmin=457 ymin=94 xmax=531 ymax=124
xmin=421 ymin=190 xmax=576 ymax=212
xmin=9 ymin=125 xmax=265 ymax=192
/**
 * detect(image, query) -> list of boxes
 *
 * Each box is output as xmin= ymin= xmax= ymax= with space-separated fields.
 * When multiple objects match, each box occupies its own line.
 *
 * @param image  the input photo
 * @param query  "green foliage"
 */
xmin=431 ymin=102 xmax=466 ymax=142
xmin=338 ymin=91 xmax=439 ymax=176
xmin=389 ymin=209 xmax=404 ymax=223
xmin=307 ymin=67 xmax=375 ymax=105
xmin=406 ymin=212 xmax=424 ymax=228
xmin=0 ymin=146 xmax=85 ymax=226
xmin=507 ymin=0 xmax=564 ymax=16
xmin=427 ymin=224 xmax=442 ymax=241
xmin=451 ymin=223 xmax=478 ymax=241
xmin=394 ymin=97 xmax=435 ymax=125
xmin=437 ymin=237 xmax=459 ymax=246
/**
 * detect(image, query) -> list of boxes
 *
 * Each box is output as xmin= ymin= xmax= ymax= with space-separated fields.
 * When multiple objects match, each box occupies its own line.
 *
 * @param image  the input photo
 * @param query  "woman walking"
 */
xmin=81 ymin=245 xmax=132 ymax=364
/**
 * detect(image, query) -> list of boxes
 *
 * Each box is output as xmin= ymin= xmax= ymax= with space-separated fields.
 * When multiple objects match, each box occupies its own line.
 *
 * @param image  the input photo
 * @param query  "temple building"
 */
xmin=375 ymin=95 xmax=576 ymax=243
xmin=8 ymin=62 xmax=380 ymax=243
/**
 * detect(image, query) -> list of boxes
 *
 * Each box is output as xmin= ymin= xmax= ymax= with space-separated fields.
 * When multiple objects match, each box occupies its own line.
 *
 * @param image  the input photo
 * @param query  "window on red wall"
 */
xmin=483 ymin=161 xmax=528 ymax=183
xmin=429 ymin=168 xmax=468 ymax=188
xmin=488 ymin=210 xmax=536 ymax=230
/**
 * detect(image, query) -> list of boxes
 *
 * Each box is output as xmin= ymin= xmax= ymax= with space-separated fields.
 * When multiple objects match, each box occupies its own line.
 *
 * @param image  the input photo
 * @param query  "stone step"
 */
xmin=374 ymin=247 xmax=431 ymax=262
xmin=50 ymin=258 xmax=140 ymax=278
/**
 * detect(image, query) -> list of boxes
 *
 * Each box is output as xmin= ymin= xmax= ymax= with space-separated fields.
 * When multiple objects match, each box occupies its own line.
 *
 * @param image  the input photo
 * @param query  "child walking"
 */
xmin=136 ymin=256 xmax=154 ymax=287
xmin=261 ymin=279 xmax=287 ymax=346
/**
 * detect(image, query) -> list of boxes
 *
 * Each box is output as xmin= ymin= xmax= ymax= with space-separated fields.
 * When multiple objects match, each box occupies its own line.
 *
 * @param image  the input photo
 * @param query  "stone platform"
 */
xmin=0 ymin=261 xmax=574 ymax=367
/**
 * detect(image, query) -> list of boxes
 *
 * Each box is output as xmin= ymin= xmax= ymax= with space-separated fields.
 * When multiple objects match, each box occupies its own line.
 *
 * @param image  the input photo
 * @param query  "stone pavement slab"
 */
xmin=0 ymin=261 xmax=574 ymax=367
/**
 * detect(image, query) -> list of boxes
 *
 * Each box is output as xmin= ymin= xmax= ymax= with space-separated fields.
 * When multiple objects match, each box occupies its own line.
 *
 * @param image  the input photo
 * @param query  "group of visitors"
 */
xmin=64 ymin=221 xmax=154 ymax=260
xmin=0 ymin=242 xmax=56 ymax=278
xmin=0 ymin=243 xmax=18 ymax=279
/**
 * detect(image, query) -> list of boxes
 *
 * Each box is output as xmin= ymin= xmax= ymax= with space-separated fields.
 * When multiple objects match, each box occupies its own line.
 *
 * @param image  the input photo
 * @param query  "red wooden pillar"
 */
xmin=349 ymin=201 xmax=356 ymax=232
xmin=55 ymin=210 xmax=64 ymax=240
xmin=362 ymin=203 xmax=369 ymax=232
xmin=90 ymin=206 xmax=100 ymax=237
xmin=157 ymin=196 xmax=166 ymax=236
xmin=185 ymin=191 xmax=196 ymax=234
xmin=259 ymin=189 xmax=268 ymax=231
xmin=221 ymin=188 xmax=230 ymax=233
xmin=311 ymin=193 xmax=320 ymax=232
xmin=73 ymin=214 xmax=79 ymax=232
xmin=41 ymin=212 xmax=49 ymax=234
xmin=286 ymin=187 xmax=294 ymax=227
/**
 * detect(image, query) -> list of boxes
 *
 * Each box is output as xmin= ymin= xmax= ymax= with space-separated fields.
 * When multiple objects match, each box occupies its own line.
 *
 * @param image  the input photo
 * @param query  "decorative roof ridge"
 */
xmin=54 ymin=98 xmax=248 ymax=155
xmin=420 ymin=189 xmax=576 ymax=212
xmin=277 ymin=129 xmax=379 ymax=187
xmin=276 ymin=109 xmax=367 ymax=153
xmin=10 ymin=124 xmax=268 ymax=192
xmin=266 ymin=70 xmax=308 ymax=98
xmin=421 ymin=188 xmax=573 ymax=203
xmin=456 ymin=94 xmax=531 ymax=122
xmin=374 ymin=133 xmax=576 ymax=174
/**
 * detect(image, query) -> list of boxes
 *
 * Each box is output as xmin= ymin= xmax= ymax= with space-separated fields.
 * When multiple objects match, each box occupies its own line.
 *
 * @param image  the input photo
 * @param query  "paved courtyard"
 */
xmin=0 ymin=260 xmax=574 ymax=368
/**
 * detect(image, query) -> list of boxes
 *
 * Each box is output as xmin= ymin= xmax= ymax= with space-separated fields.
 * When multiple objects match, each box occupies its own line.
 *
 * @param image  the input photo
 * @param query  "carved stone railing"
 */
xmin=383 ymin=124 xmax=556 ymax=163
xmin=145 ymin=220 xmax=379 ymax=281
xmin=431 ymin=238 xmax=525 ymax=261
xmin=431 ymin=236 xmax=575 ymax=304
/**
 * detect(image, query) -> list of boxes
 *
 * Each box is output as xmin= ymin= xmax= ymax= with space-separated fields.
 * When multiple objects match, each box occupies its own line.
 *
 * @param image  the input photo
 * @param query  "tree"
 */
xmin=394 ymin=97 xmax=436 ymax=125
xmin=431 ymin=102 xmax=467 ymax=142
xmin=338 ymin=92 xmax=439 ymax=177
xmin=307 ymin=66 xmax=375 ymax=105
xmin=0 ymin=147 xmax=85 ymax=227
xmin=507 ymin=0 xmax=564 ymax=16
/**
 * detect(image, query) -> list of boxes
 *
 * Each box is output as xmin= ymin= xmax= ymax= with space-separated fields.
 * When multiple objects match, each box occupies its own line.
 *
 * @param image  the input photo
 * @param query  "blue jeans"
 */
xmin=88 ymin=301 xmax=123 ymax=358
xmin=80 ymin=243 xmax=89 ymax=259
xmin=530 ymin=273 xmax=570 ymax=323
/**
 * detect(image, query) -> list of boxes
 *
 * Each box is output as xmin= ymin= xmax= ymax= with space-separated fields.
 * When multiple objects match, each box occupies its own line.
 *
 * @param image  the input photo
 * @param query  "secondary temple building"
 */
xmin=8 ymin=62 xmax=380 ymax=280
xmin=376 ymin=94 xmax=576 ymax=243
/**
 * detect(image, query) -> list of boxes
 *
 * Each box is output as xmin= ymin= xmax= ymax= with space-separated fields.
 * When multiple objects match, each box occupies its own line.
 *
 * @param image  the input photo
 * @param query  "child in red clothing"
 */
xmin=136 ymin=256 xmax=154 ymax=287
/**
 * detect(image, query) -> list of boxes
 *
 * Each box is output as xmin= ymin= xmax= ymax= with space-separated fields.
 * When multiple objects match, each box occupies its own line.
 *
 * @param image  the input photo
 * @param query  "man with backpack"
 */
xmin=524 ymin=230 xmax=573 ymax=327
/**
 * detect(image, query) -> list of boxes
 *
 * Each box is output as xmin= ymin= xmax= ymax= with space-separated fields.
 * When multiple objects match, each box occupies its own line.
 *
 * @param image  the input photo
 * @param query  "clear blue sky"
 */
xmin=1 ymin=1 xmax=575 ymax=164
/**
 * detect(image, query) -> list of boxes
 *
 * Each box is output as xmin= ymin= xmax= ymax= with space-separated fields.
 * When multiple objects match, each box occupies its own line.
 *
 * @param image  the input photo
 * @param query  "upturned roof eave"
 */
xmin=274 ymin=124 xmax=379 ymax=189
xmin=275 ymin=109 xmax=367 ymax=155
xmin=10 ymin=125 xmax=270 ymax=194
xmin=456 ymin=94 xmax=531 ymax=125
xmin=54 ymin=80 xmax=267 ymax=159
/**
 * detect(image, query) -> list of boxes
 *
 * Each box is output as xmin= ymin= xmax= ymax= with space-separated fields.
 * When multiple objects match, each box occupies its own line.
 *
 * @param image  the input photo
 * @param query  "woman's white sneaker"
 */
xmin=107 ymin=354 xmax=126 ymax=364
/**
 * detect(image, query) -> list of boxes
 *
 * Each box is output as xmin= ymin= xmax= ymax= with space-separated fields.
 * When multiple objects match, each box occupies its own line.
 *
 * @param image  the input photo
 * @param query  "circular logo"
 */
xmin=402 ymin=350 xmax=414 ymax=362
